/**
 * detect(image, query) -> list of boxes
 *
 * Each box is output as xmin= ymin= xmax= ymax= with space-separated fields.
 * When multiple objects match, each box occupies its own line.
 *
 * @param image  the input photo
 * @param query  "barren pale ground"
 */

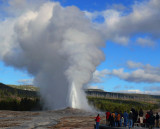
xmin=0 ymin=108 xmax=105 ymax=129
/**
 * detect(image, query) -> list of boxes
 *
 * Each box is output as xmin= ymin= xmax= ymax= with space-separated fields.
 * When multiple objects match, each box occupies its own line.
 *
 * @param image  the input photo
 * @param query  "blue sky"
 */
xmin=0 ymin=0 xmax=160 ymax=95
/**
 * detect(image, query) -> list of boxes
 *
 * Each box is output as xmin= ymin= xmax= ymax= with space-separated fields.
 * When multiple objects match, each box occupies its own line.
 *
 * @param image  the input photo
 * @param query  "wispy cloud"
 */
xmin=117 ymin=89 xmax=143 ymax=94
xmin=96 ymin=61 xmax=160 ymax=83
xmin=117 ymin=88 xmax=160 ymax=95
xmin=126 ymin=61 xmax=144 ymax=69
xmin=136 ymin=37 xmax=156 ymax=47
xmin=85 ymin=85 xmax=104 ymax=90
xmin=17 ymin=78 xmax=33 ymax=85
xmin=110 ymin=68 xmax=160 ymax=83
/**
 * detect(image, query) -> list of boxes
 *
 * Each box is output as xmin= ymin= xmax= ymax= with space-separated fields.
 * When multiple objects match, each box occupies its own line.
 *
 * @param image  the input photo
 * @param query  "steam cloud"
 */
xmin=0 ymin=2 xmax=105 ymax=110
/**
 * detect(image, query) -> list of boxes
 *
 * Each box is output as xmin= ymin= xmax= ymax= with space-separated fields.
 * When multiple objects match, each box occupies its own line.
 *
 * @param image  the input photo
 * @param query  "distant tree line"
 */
xmin=0 ymin=83 xmax=42 ymax=110
xmin=87 ymin=96 xmax=159 ymax=112
xmin=0 ymin=97 xmax=42 ymax=111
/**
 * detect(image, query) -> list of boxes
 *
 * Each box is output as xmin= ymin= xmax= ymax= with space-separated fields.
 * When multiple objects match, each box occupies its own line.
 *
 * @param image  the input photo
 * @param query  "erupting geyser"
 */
xmin=0 ymin=1 xmax=105 ymax=110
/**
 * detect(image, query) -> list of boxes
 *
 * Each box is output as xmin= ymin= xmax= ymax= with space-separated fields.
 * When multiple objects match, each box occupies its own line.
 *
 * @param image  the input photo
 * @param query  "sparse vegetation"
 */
xmin=87 ymin=96 xmax=159 ymax=112
xmin=9 ymin=85 xmax=39 ymax=91
xmin=0 ymin=83 xmax=42 ymax=111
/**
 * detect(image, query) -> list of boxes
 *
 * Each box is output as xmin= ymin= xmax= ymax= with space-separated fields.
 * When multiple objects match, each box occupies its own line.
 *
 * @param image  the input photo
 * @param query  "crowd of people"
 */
xmin=95 ymin=108 xmax=159 ymax=129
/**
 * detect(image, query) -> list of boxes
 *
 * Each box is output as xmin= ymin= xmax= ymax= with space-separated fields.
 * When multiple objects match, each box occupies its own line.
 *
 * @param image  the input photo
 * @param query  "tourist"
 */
xmin=120 ymin=111 xmax=123 ymax=127
xmin=131 ymin=107 xmax=136 ymax=127
xmin=128 ymin=111 xmax=133 ymax=129
xmin=155 ymin=112 xmax=159 ymax=128
xmin=110 ymin=112 xmax=115 ymax=127
xmin=123 ymin=111 xmax=128 ymax=127
xmin=146 ymin=112 xmax=150 ymax=128
xmin=139 ymin=108 xmax=144 ymax=127
xmin=106 ymin=111 xmax=110 ymax=125
xmin=95 ymin=114 xmax=101 ymax=129
xmin=148 ymin=113 xmax=155 ymax=129
xmin=135 ymin=110 xmax=138 ymax=124
xmin=117 ymin=113 xmax=121 ymax=127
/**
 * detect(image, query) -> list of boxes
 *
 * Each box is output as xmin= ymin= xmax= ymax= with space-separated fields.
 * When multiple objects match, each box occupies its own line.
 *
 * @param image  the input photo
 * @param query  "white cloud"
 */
xmin=9 ymin=0 xmax=27 ymax=8
xmin=136 ymin=37 xmax=155 ymax=47
xmin=110 ymin=68 xmax=160 ymax=83
xmin=85 ymin=85 xmax=101 ymax=90
xmin=117 ymin=88 xmax=160 ymax=95
xmin=85 ymin=0 xmax=160 ymax=45
xmin=0 ymin=19 xmax=16 ymax=59
xmin=96 ymin=61 xmax=160 ymax=83
xmin=127 ymin=61 xmax=143 ymax=69
xmin=117 ymin=89 xmax=143 ymax=94
xmin=17 ymin=78 xmax=33 ymax=85
xmin=5 ymin=0 xmax=46 ymax=16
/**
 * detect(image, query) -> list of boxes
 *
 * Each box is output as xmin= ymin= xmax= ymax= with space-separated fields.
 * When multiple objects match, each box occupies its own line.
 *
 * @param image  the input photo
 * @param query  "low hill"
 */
xmin=0 ymin=83 xmax=160 ymax=111
xmin=0 ymin=83 xmax=41 ymax=111
xmin=86 ymin=89 xmax=160 ymax=102
xmin=0 ymin=83 xmax=38 ymax=98
xmin=86 ymin=89 xmax=160 ymax=112
xmin=1 ymin=83 xmax=160 ymax=101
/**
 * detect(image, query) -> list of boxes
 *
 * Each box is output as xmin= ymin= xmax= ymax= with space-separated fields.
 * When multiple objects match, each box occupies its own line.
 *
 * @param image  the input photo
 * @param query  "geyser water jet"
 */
xmin=0 ymin=1 xmax=105 ymax=110
xmin=68 ymin=82 xmax=78 ymax=108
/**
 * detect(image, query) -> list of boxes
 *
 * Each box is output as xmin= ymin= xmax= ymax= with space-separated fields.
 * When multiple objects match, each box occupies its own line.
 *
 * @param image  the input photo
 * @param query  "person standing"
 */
xmin=128 ymin=111 xmax=133 ymax=129
xmin=146 ymin=112 xmax=150 ymax=128
xmin=148 ymin=114 xmax=155 ymax=129
xmin=106 ymin=111 xmax=110 ymax=125
xmin=110 ymin=112 xmax=115 ymax=127
xmin=131 ymin=107 xmax=136 ymax=127
xmin=117 ymin=113 xmax=121 ymax=127
xmin=135 ymin=110 xmax=138 ymax=124
xmin=123 ymin=111 xmax=128 ymax=127
xmin=139 ymin=108 xmax=144 ymax=127
xmin=155 ymin=112 xmax=159 ymax=128
xmin=115 ymin=112 xmax=118 ymax=127
xmin=95 ymin=114 xmax=101 ymax=129
xmin=120 ymin=111 xmax=123 ymax=127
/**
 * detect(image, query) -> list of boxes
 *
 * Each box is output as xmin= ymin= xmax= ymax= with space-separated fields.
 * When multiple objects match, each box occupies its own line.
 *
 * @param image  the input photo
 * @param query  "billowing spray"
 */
xmin=0 ymin=1 xmax=105 ymax=110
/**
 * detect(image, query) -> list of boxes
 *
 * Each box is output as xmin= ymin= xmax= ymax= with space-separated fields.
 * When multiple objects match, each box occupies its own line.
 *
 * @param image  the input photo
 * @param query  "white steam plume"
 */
xmin=1 ymin=1 xmax=105 ymax=110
